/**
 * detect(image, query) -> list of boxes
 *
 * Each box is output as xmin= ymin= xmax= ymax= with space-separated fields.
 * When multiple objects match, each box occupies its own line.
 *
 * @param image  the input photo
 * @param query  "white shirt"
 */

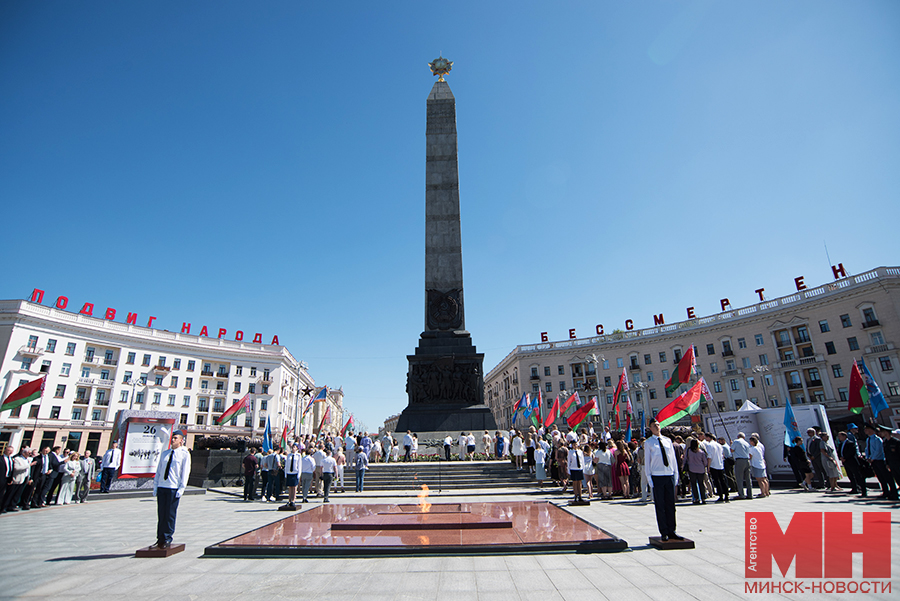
xmin=458 ymin=435 xmax=467 ymax=447
xmin=101 ymin=448 xmax=121 ymax=469
xmin=153 ymin=446 xmax=191 ymax=497
xmin=313 ymin=449 xmax=326 ymax=468
xmin=403 ymin=433 xmax=414 ymax=447
xmin=284 ymin=452 xmax=302 ymax=475
xmin=322 ymin=456 xmax=336 ymax=474
xmin=593 ymin=448 xmax=612 ymax=466
xmin=534 ymin=448 xmax=546 ymax=465
xmin=644 ymin=435 xmax=678 ymax=486
xmin=345 ymin=437 xmax=355 ymax=452
xmin=444 ymin=436 xmax=453 ymax=446
xmin=706 ymin=440 xmax=725 ymax=470
xmin=466 ymin=434 xmax=475 ymax=446
xmin=300 ymin=455 xmax=316 ymax=474
xmin=565 ymin=431 xmax=577 ymax=443
xmin=731 ymin=438 xmax=751 ymax=459
xmin=567 ymin=449 xmax=585 ymax=473
xmin=749 ymin=444 xmax=766 ymax=469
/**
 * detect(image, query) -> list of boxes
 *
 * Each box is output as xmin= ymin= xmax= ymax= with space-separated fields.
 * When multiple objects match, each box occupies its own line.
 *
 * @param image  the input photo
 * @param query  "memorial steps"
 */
xmin=358 ymin=460 xmax=539 ymax=491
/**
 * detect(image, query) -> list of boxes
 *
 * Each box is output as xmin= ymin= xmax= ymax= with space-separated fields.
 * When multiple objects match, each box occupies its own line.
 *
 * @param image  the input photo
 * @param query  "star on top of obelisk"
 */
xmin=428 ymin=55 xmax=453 ymax=82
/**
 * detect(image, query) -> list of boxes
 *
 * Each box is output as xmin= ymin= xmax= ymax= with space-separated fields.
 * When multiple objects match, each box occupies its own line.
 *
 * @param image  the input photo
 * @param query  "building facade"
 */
xmin=485 ymin=266 xmax=900 ymax=431
xmin=0 ymin=299 xmax=317 ymax=454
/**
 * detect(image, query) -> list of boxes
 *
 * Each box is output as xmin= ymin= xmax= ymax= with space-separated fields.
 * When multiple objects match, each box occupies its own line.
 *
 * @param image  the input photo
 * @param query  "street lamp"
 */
xmin=126 ymin=377 xmax=143 ymax=411
xmin=752 ymin=365 xmax=770 ymax=407
xmin=634 ymin=381 xmax=650 ymax=436
xmin=584 ymin=353 xmax=607 ymax=426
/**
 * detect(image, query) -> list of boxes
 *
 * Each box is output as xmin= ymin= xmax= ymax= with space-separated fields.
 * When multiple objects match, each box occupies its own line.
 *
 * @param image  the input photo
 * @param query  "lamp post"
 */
xmin=634 ymin=381 xmax=650 ymax=436
xmin=126 ymin=377 xmax=142 ymax=411
xmin=585 ymin=353 xmax=607 ymax=427
xmin=752 ymin=365 xmax=770 ymax=407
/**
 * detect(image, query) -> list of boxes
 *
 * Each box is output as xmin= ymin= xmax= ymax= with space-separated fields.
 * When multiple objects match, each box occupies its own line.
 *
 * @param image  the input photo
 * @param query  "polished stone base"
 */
xmin=205 ymin=501 xmax=627 ymax=557
xmin=648 ymin=536 xmax=695 ymax=550
xmin=135 ymin=543 xmax=185 ymax=558
xmin=396 ymin=403 xmax=497 ymax=433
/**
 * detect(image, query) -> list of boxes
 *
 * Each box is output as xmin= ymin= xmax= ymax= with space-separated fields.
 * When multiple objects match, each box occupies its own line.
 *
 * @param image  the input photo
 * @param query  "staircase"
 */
xmin=359 ymin=460 xmax=538 ymax=491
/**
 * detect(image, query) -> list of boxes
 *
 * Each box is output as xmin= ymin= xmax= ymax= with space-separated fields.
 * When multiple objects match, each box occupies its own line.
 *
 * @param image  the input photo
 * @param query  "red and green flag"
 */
xmin=318 ymin=406 xmax=331 ymax=432
xmin=216 ymin=393 xmax=250 ymax=425
xmin=1 ymin=375 xmax=45 ymax=413
xmin=611 ymin=368 xmax=628 ymax=430
xmin=340 ymin=414 xmax=354 ymax=436
xmin=280 ymin=423 xmax=289 ymax=450
xmin=543 ymin=395 xmax=560 ymax=428
xmin=560 ymin=391 xmax=580 ymax=416
xmin=567 ymin=397 xmax=597 ymax=430
xmin=657 ymin=378 xmax=708 ymax=428
xmin=665 ymin=345 xmax=696 ymax=394
xmin=848 ymin=360 xmax=866 ymax=414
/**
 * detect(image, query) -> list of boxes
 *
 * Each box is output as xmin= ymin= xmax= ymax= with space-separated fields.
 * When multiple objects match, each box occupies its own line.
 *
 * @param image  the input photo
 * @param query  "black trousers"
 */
xmin=100 ymin=467 xmax=116 ymax=492
xmin=710 ymin=467 xmax=728 ymax=500
xmin=844 ymin=460 xmax=867 ymax=496
xmin=651 ymin=475 xmax=677 ymax=538
xmin=156 ymin=487 xmax=181 ymax=545
xmin=44 ymin=473 xmax=62 ymax=504
xmin=444 ymin=445 xmax=451 ymax=461
xmin=810 ymin=458 xmax=826 ymax=489
xmin=243 ymin=473 xmax=256 ymax=500
xmin=871 ymin=460 xmax=897 ymax=498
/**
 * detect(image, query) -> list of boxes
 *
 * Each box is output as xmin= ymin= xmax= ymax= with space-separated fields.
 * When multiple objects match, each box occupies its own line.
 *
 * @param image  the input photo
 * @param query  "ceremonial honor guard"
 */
xmin=152 ymin=430 xmax=191 ymax=549
xmin=644 ymin=419 xmax=684 ymax=542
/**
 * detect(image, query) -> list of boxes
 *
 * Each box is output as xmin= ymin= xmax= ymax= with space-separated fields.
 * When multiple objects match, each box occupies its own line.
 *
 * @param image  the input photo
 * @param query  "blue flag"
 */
xmin=859 ymin=358 xmax=890 ymax=415
xmin=522 ymin=393 xmax=533 ymax=419
xmin=783 ymin=397 xmax=802 ymax=447
xmin=262 ymin=416 xmax=272 ymax=453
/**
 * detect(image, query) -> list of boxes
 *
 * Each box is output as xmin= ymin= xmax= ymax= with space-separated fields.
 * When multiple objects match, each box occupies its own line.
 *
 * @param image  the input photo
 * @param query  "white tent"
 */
xmin=738 ymin=400 xmax=762 ymax=411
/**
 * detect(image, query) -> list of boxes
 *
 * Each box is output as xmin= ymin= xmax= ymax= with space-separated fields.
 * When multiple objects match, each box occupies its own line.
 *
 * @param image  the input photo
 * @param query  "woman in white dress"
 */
xmin=59 ymin=452 xmax=82 ymax=505
xmin=511 ymin=431 xmax=525 ymax=470
xmin=411 ymin=434 xmax=419 ymax=460
xmin=748 ymin=435 xmax=770 ymax=497
xmin=534 ymin=444 xmax=547 ymax=486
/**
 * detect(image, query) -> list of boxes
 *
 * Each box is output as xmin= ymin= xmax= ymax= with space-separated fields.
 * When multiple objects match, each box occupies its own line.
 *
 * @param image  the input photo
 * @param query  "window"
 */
xmin=713 ymin=381 xmax=722 ymax=393
xmin=738 ymin=338 xmax=747 ymax=349
xmin=260 ymin=400 xmax=267 ymax=411
xmin=196 ymin=415 xmax=205 ymax=426
xmin=203 ymin=363 xmax=212 ymax=374
xmin=557 ymin=365 xmax=564 ymax=375
xmin=48 ymin=406 xmax=60 ymax=419
xmin=199 ymin=399 xmax=209 ymax=411
xmin=180 ymin=414 xmax=188 ymax=425
xmin=706 ymin=344 xmax=715 ymax=356
xmin=261 ymin=384 xmax=269 ymax=394
xmin=213 ymin=400 xmax=223 ymax=412
xmin=747 ymin=377 xmax=755 ymax=389
xmin=770 ymin=398 xmax=779 ymax=407
xmin=158 ymin=356 xmax=167 ymax=367
xmin=602 ymin=360 xmax=609 ymax=370
xmin=543 ymin=366 xmax=550 ymax=377
xmin=633 ymin=373 xmax=641 ymax=383
xmin=742 ymin=357 xmax=751 ymax=369
xmin=662 ymin=369 xmax=669 ymax=381
xmin=55 ymin=385 xmax=65 ymax=397
xmin=81 ymin=367 xmax=90 ymax=378
xmin=27 ymin=335 xmax=38 ymax=348
xmin=674 ymin=349 xmax=682 ymax=362
xmin=616 ymin=358 xmax=624 ymax=368
xmin=879 ymin=357 xmax=893 ymax=372
xmin=887 ymin=382 xmax=899 ymax=396
xmin=170 ymin=376 xmax=178 ymax=388
xmin=730 ymin=379 xmax=740 ymax=391
xmin=710 ymin=362 xmax=718 ymax=374
xmin=247 ymin=367 xmax=256 ymax=377
xmin=755 ymin=334 xmax=764 ymax=346
xmin=46 ymin=339 xmax=57 ymax=352
xmin=819 ymin=320 xmax=830 ymax=333
xmin=187 ymin=360 xmax=195 ymax=371
xmin=216 ymin=381 xmax=225 ymax=391
xmin=201 ymin=381 xmax=208 ymax=389
xmin=91 ymin=409 xmax=101 ymax=421
xmin=173 ymin=359 xmax=181 ymax=370
xmin=220 ymin=365 xmax=231 ymax=377
xmin=85 ymin=347 xmax=95 ymax=360
xmin=168 ymin=394 xmax=176 ymax=406
xmin=832 ymin=365 xmax=843 ymax=378
xmin=236 ymin=365 xmax=243 ymax=376
xmin=825 ymin=341 xmax=836 ymax=355
xmin=120 ymin=391 xmax=128 ymax=403
xmin=606 ymin=394 xmax=614 ymax=404
xmin=838 ymin=388 xmax=848 ymax=402
xmin=60 ymin=363 xmax=71 ymax=376
xmin=871 ymin=331 xmax=885 ymax=345
xmin=234 ymin=382 xmax=241 ymax=393
xmin=185 ymin=377 xmax=193 ymax=389
xmin=722 ymin=340 xmax=733 ymax=354
xmin=545 ymin=382 xmax=552 ymax=392
xmin=183 ymin=396 xmax=191 ymax=407
xmin=126 ymin=352 xmax=135 ymax=364
xmin=649 ymin=389 xmax=657 ymax=400
xmin=152 ymin=392 xmax=161 ymax=404
xmin=72 ymin=408 xmax=82 ymax=420
xmin=142 ymin=354 xmax=151 ymax=366
xmin=726 ymin=359 xmax=736 ymax=371
xmin=862 ymin=307 xmax=877 ymax=325
xmin=604 ymin=376 xmax=612 ymax=387
xmin=647 ymin=371 xmax=654 ymax=382
xmin=154 ymin=375 xmax=164 ymax=386
xmin=65 ymin=342 xmax=76 ymax=356
xmin=759 ymin=354 xmax=768 ymax=366
xmin=100 ymin=369 xmax=110 ymax=380
xmin=559 ymin=381 xmax=566 ymax=391
xmin=249 ymin=384 xmax=256 ymax=394
xmin=39 ymin=360 xmax=50 ymax=374
xmin=135 ymin=392 xmax=144 ymax=404
xmin=840 ymin=314 xmax=852 ymax=328
xmin=659 ymin=352 xmax=667 ymax=363
xmin=21 ymin=358 xmax=32 ymax=371
xmin=644 ymin=354 xmax=652 ymax=365
xmin=847 ymin=337 xmax=859 ymax=351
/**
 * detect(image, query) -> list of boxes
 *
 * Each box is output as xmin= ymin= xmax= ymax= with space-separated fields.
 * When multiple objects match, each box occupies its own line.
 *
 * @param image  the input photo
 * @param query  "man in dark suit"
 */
xmin=32 ymin=447 xmax=52 ymax=507
xmin=0 ymin=444 xmax=14 ymax=514
xmin=838 ymin=431 xmax=866 ymax=497
xmin=43 ymin=446 xmax=64 ymax=505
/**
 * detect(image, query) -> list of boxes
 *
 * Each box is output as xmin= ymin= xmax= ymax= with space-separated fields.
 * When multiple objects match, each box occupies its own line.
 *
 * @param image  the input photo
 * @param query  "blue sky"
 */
xmin=2 ymin=1 xmax=898 ymax=433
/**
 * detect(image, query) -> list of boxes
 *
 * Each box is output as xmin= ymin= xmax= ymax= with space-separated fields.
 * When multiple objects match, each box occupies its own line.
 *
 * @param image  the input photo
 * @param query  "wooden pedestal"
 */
xmin=135 ymin=543 xmax=185 ymax=558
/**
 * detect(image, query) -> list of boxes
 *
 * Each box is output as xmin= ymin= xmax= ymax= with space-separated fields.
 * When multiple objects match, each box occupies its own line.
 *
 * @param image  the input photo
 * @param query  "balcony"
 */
xmin=198 ymin=404 xmax=209 ymax=412
xmin=794 ymin=335 xmax=811 ymax=344
xmin=724 ymin=368 xmax=743 ymax=377
xmin=211 ymin=390 xmax=226 ymax=397
xmin=861 ymin=319 xmax=881 ymax=329
xmin=721 ymin=350 xmax=734 ymax=357
xmin=74 ymin=396 xmax=89 ymax=405
xmin=94 ymin=399 xmax=110 ymax=407
xmin=787 ymin=383 xmax=803 ymax=390
xmin=865 ymin=342 xmax=895 ymax=354
xmin=806 ymin=380 xmax=823 ymax=388
xmin=629 ymin=363 xmax=641 ymax=371
xmin=201 ymin=370 xmax=215 ymax=377
xmin=215 ymin=372 xmax=230 ymax=379
xmin=776 ymin=339 xmax=792 ymax=348
xmin=82 ymin=356 xmax=101 ymax=366
xmin=775 ymin=354 xmax=824 ymax=369
xmin=103 ymin=358 xmax=118 ymax=366
xmin=256 ymin=375 xmax=272 ymax=384
xmin=152 ymin=365 xmax=171 ymax=373
xmin=530 ymin=374 xmax=541 ymax=381
xmin=19 ymin=345 xmax=43 ymax=357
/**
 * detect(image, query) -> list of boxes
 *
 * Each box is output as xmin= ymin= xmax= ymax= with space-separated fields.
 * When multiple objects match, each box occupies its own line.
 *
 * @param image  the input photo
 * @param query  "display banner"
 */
xmin=120 ymin=417 xmax=175 ymax=477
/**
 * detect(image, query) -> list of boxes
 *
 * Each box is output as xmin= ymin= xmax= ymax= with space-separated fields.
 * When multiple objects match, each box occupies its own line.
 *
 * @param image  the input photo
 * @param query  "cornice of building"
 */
xmin=485 ymin=266 xmax=900 ymax=381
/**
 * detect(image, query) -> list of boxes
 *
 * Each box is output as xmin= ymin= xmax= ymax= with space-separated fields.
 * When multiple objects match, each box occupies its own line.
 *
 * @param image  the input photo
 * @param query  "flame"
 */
xmin=417 ymin=483 xmax=431 ymax=513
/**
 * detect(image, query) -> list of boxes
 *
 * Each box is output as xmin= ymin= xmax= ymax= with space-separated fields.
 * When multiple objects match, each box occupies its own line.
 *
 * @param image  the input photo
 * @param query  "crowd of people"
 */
xmin=0 ymin=444 xmax=103 ymax=514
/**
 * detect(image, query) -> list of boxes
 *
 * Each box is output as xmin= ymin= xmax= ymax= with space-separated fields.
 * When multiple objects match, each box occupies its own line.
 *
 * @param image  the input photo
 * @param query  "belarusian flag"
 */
xmin=340 ymin=415 xmax=354 ymax=436
xmin=567 ymin=397 xmax=597 ymax=430
xmin=543 ymin=395 xmax=559 ymax=428
xmin=665 ymin=345 xmax=696 ymax=394
xmin=318 ymin=406 xmax=331 ymax=432
xmin=216 ymin=393 xmax=250 ymax=425
xmin=848 ymin=360 xmax=866 ymax=414
xmin=1 ymin=376 xmax=45 ymax=412
xmin=611 ymin=368 xmax=628 ymax=430
xmin=530 ymin=390 xmax=542 ymax=427
xmin=657 ymin=378 xmax=707 ymax=427
xmin=560 ymin=391 xmax=580 ymax=416
xmin=280 ymin=423 xmax=289 ymax=450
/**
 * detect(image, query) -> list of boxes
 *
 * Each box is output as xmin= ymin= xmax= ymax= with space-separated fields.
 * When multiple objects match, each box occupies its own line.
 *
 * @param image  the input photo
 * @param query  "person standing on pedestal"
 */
xmin=99 ymin=441 xmax=121 ymax=493
xmin=645 ymin=419 xmax=684 ymax=542
xmin=152 ymin=430 xmax=191 ymax=550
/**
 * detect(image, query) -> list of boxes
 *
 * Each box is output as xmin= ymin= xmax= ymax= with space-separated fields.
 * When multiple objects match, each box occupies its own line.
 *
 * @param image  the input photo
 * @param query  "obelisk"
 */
xmin=397 ymin=57 xmax=497 ymax=433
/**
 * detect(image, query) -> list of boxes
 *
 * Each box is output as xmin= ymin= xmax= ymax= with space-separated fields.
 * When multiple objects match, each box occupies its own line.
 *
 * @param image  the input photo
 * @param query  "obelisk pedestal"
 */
xmin=396 ymin=64 xmax=496 ymax=434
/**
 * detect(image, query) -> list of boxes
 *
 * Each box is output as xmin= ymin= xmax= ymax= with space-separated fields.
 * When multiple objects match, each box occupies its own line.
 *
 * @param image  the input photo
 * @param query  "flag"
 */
xmin=665 ymin=345 xmax=696 ymax=394
xmin=611 ymin=368 xmax=628 ymax=430
xmin=783 ymin=397 xmax=802 ymax=447
xmin=656 ymin=378 xmax=708 ymax=428
xmin=303 ymin=387 xmax=328 ymax=417
xmin=340 ymin=415 xmax=354 ymax=436
xmin=544 ymin=395 xmax=559 ymax=428
xmin=625 ymin=413 xmax=632 ymax=442
xmin=522 ymin=392 xmax=533 ymax=419
xmin=318 ymin=406 xmax=330 ymax=432
xmin=216 ymin=393 xmax=250 ymax=425
xmin=280 ymin=423 xmax=289 ymax=450
xmin=512 ymin=392 xmax=528 ymax=423
xmin=560 ymin=391 xmax=580 ymax=415
xmin=848 ymin=360 xmax=865 ymax=414
xmin=566 ymin=397 xmax=597 ymax=430
xmin=262 ymin=416 xmax=272 ymax=453
xmin=532 ymin=390 xmax=542 ymax=423
xmin=859 ymin=358 xmax=890 ymax=415
xmin=1 ymin=375 xmax=45 ymax=412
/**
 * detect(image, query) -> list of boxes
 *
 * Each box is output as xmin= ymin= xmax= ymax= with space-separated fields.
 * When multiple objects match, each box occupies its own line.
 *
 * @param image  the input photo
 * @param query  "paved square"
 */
xmin=0 ymin=487 xmax=897 ymax=600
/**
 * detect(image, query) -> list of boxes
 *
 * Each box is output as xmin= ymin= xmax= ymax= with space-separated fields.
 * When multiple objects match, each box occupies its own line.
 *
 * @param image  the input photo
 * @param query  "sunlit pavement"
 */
xmin=0 ymin=486 xmax=897 ymax=601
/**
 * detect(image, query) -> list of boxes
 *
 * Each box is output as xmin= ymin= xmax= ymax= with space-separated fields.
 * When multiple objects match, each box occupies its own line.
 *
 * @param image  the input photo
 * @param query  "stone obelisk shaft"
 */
xmin=424 ymin=81 xmax=465 ymax=332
